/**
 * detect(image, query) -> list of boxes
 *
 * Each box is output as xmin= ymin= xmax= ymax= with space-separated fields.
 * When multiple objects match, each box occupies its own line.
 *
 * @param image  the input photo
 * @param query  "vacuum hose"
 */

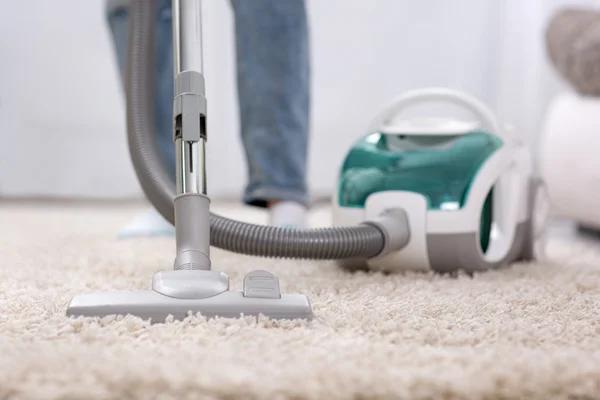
xmin=126 ymin=0 xmax=387 ymax=259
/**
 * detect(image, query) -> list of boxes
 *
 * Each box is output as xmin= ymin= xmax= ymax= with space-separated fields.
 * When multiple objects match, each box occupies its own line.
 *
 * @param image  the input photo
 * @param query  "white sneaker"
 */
xmin=268 ymin=201 xmax=308 ymax=229
xmin=117 ymin=208 xmax=175 ymax=239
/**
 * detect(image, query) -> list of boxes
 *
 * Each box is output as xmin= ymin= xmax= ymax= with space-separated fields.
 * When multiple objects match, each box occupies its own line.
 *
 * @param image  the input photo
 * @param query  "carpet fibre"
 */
xmin=2 ymin=202 xmax=600 ymax=400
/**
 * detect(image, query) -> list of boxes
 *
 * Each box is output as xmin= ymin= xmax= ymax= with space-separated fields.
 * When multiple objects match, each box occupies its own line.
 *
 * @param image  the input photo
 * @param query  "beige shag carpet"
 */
xmin=1 ymin=202 xmax=600 ymax=400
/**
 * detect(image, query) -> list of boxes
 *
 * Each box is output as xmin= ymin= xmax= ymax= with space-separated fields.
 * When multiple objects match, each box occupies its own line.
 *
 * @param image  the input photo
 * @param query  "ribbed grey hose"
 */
xmin=126 ymin=0 xmax=385 ymax=259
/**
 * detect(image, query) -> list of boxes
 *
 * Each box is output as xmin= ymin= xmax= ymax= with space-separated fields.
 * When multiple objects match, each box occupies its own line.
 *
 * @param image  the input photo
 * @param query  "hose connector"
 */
xmin=362 ymin=208 xmax=411 ymax=259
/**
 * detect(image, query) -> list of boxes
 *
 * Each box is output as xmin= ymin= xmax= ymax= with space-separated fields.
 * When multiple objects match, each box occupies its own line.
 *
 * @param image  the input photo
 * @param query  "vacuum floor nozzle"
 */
xmin=66 ymin=270 xmax=313 ymax=323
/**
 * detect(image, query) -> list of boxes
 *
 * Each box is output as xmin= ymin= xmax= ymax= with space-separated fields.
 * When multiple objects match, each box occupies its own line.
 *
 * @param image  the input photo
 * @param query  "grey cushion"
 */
xmin=546 ymin=8 xmax=600 ymax=96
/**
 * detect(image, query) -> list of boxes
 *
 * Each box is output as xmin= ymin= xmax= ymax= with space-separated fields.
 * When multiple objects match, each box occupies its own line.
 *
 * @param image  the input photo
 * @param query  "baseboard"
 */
xmin=0 ymin=193 xmax=334 ymax=207
xmin=0 ymin=196 xmax=148 ymax=208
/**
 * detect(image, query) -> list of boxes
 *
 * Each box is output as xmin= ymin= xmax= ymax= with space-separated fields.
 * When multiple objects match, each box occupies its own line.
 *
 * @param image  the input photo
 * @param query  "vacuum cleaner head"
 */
xmin=66 ymin=270 xmax=313 ymax=323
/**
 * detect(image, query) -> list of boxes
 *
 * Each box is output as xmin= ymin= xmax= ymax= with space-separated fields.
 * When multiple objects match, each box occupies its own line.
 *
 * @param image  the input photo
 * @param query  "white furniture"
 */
xmin=539 ymin=92 xmax=600 ymax=229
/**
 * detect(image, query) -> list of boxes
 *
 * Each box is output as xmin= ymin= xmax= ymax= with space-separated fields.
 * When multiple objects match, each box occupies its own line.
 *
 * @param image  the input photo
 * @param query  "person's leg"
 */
xmin=106 ymin=0 xmax=176 ymax=237
xmin=230 ymin=0 xmax=311 ymax=228
xmin=106 ymin=0 xmax=176 ymax=180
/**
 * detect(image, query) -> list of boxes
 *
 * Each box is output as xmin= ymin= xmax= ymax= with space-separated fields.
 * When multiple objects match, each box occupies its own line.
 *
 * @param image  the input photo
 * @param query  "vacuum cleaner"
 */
xmin=66 ymin=0 xmax=548 ymax=323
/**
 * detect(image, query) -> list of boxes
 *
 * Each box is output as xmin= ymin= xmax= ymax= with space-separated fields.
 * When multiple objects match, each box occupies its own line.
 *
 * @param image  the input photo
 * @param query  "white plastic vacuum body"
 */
xmin=332 ymin=88 xmax=549 ymax=273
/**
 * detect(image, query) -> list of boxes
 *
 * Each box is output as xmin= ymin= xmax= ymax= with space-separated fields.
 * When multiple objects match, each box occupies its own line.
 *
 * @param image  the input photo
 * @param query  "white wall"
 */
xmin=0 ymin=0 xmax=136 ymax=198
xmin=0 ymin=0 xmax=577 ymax=200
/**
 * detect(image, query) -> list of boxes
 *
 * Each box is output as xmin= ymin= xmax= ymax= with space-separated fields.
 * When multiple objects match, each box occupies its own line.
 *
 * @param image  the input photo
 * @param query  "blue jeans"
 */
xmin=106 ymin=0 xmax=310 ymax=207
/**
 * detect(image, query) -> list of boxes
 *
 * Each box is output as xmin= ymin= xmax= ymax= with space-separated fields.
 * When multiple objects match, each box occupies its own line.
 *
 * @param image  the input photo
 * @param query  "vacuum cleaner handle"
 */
xmin=367 ymin=87 xmax=504 ymax=137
